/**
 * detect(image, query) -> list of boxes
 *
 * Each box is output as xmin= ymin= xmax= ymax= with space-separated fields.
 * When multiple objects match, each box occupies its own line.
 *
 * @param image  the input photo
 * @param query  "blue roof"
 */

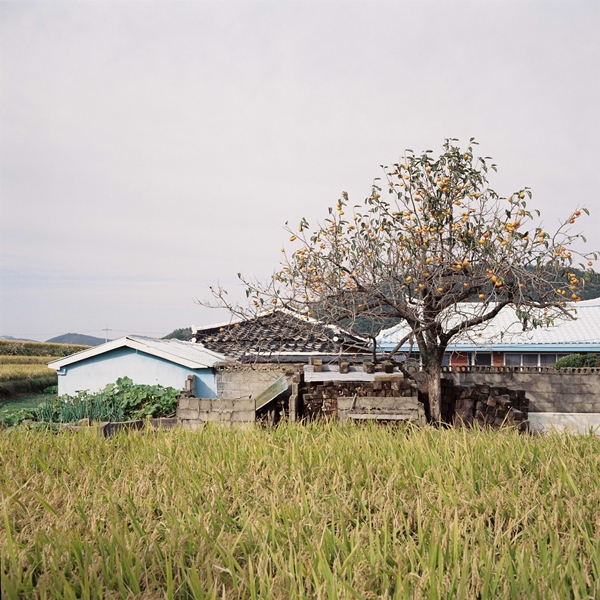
xmin=377 ymin=299 xmax=600 ymax=353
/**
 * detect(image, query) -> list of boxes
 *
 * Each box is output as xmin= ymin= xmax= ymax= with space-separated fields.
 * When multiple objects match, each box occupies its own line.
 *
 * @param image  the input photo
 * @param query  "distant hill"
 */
xmin=46 ymin=333 xmax=108 ymax=346
xmin=162 ymin=327 xmax=193 ymax=341
xmin=574 ymin=268 xmax=600 ymax=300
xmin=0 ymin=335 xmax=36 ymax=342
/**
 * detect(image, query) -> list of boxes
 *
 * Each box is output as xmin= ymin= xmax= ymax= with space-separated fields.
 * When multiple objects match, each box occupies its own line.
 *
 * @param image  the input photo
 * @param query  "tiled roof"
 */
xmin=377 ymin=299 xmax=600 ymax=353
xmin=192 ymin=310 xmax=371 ymax=362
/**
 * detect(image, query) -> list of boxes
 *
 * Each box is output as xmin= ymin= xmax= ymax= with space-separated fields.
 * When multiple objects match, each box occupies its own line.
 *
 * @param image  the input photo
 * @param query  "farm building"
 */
xmin=48 ymin=336 xmax=229 ymax=397
xmin=376 ymin=298 xmax=600 ymax=367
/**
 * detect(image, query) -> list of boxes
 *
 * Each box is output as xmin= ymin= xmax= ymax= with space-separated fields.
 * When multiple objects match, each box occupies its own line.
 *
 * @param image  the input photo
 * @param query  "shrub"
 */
xmin=553 ymin=353 xmax=600 ymax=370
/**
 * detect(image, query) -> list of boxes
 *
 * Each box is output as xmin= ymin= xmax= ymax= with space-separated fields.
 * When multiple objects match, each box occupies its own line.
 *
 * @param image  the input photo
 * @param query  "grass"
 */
xmin=0 ymin=376 xmax=58 ymax=399
xmin=1 ymin=423 xmax=598 ymax=599
xmin=0 ymin=394 xmax=54 ymax=419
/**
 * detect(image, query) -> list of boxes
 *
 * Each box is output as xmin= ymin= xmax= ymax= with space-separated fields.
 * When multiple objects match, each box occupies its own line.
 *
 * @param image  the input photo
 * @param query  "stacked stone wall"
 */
xmin=440 ymin=379 xmax=529 ymax=430
xmin=301 ymin=375 xmax=419 ymax=421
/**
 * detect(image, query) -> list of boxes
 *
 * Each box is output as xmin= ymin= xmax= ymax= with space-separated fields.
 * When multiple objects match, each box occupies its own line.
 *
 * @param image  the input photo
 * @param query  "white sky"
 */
xmin=1 ymin=0 xmax=599 ymax=341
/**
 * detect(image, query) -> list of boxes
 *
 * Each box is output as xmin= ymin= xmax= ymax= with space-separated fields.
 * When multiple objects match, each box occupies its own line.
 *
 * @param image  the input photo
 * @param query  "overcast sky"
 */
xmin=1 ymin=0 xmax=599 ymax=341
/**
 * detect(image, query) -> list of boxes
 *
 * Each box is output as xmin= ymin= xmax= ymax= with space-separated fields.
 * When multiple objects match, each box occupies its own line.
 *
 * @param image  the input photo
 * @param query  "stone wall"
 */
xmin=440 ymin=379 xmax=529 ymax=430
xmin=302 ymin=373 xmax=423 ymax=422
xmin=441 ymin=366 xmax=600 ymax=413
xmin=336 ymin=396 xmax=426 ymax=424
xmin=176 ymin=363 xmax=599 ymax=429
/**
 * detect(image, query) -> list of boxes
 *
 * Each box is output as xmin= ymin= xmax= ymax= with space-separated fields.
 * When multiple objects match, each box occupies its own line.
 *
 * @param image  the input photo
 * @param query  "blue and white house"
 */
xmin=48 ymin=336 xmax=229 ymax=397
xmin=376 ymin=299 xmax=600 ymax=367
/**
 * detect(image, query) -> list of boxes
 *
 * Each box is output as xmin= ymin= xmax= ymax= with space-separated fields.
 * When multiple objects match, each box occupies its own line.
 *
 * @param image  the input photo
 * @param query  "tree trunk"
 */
xmin=425 ymin=359 xmax=443 ymax=424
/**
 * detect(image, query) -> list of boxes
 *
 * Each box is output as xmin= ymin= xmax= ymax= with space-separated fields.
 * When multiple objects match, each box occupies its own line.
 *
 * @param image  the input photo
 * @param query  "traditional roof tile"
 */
xmin=192 ymin=310 xmax=370 ymax=362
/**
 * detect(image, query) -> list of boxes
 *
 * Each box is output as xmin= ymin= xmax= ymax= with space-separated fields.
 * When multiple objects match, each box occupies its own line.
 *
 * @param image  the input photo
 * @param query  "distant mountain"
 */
xmin=46 ymin=333 xmax=108 ymax=346
xmin=162 ymin=327 xmax=193 ymax=341
xmin=0 ymin=335 xmax=36 ymax=342
xmin=573 ymin=268 xmax=600 ymax=300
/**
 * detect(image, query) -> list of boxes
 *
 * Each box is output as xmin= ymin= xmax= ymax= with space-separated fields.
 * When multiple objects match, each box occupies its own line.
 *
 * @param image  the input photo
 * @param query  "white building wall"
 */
xmin=57 ymin=347 xmax=217 ymax=397
xmin=528 ymin=413 xmax=600 ymax=435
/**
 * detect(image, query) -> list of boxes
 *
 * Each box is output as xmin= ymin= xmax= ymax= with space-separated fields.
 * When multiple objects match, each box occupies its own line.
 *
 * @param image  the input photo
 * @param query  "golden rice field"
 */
xmin=0 ymin=363 xmax=56 ymax=382
xmin=1 ymin=423 xmax=599 ymax=599
xmin=0 ymin=355 xmax=59 ymax=399
xmin=0 ymin=356 xmax=61 ymax=365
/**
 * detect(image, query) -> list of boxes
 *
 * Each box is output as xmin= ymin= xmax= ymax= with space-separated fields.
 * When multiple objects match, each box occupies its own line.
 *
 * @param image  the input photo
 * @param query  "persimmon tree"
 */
xmin=211 ymin=139 xmax=597 ymax=422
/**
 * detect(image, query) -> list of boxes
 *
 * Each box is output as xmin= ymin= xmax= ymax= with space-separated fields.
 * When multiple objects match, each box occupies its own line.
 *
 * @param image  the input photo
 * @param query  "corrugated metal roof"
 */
xmin=48 ymin=336 xmax=231 ymax=370
xmin=377 ymin=298 xmax=600 ymax=352
xmin=126 ymin=336 xmax=232 ymax=366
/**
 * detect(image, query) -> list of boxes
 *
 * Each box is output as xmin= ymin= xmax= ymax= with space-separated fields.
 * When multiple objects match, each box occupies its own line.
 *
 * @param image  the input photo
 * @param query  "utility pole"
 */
xmin=103 ymin=325 xmax=112 ymax=343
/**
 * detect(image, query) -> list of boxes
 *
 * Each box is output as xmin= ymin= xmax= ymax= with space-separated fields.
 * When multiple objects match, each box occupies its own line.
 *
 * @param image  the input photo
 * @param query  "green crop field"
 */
xmin=0 ymin=393 xmax=54 ymax=420
xmin=1 ymin=423 xmax=598 ymax=599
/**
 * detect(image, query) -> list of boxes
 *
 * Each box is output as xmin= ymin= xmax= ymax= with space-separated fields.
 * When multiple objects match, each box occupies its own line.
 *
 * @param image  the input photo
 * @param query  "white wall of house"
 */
xmin=56 ymin=347 xmax=217 ymax=397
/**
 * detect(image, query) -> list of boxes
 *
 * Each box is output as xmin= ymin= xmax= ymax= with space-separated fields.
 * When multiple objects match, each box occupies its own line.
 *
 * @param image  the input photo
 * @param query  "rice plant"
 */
xmin=0 ymin=356 xmax=61 ymax=365
xmin=0 ymin=364 xmax=55 ymax=382
xmin=1 ymin=423 xmax=598 ymax=599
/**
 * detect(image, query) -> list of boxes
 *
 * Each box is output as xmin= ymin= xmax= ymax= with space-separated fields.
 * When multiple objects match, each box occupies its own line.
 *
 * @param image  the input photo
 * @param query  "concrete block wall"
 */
xmin=216 ymin=364 xmax=296 ymax=401
xmin=177 ymin=363 xmax=302 ymax=428
xmin=177 ymin=397 xmax=256 ymax=429
xmin=442 ymin=367 xmax=600 ymax=413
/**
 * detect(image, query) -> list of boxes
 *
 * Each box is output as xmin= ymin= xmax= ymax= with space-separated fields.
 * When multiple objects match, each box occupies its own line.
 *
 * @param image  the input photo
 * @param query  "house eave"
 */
xmin=47 ymin=337 xmax=228 ymax=371
xmin=377 ymin=342 xmax=600 ymax=354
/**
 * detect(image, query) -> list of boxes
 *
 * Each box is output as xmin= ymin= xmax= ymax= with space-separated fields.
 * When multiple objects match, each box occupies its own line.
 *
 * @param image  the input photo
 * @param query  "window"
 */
xmin=539 ymin=354 xmax=557 ymax=366
xmin=504 ymin=353 xmax=522 ymax=366
xmin=472 ymin=353 xmax=492 ymax=366
xmin=504 ymin=353 xmax=562 ymax=367
xmin=522 ymin=354 xmax=539 ymax=367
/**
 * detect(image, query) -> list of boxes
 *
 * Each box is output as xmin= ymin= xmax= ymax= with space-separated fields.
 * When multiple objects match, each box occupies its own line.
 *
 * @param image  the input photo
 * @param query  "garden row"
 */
xmin=0 ymin=377 xmax=178 ymax=427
